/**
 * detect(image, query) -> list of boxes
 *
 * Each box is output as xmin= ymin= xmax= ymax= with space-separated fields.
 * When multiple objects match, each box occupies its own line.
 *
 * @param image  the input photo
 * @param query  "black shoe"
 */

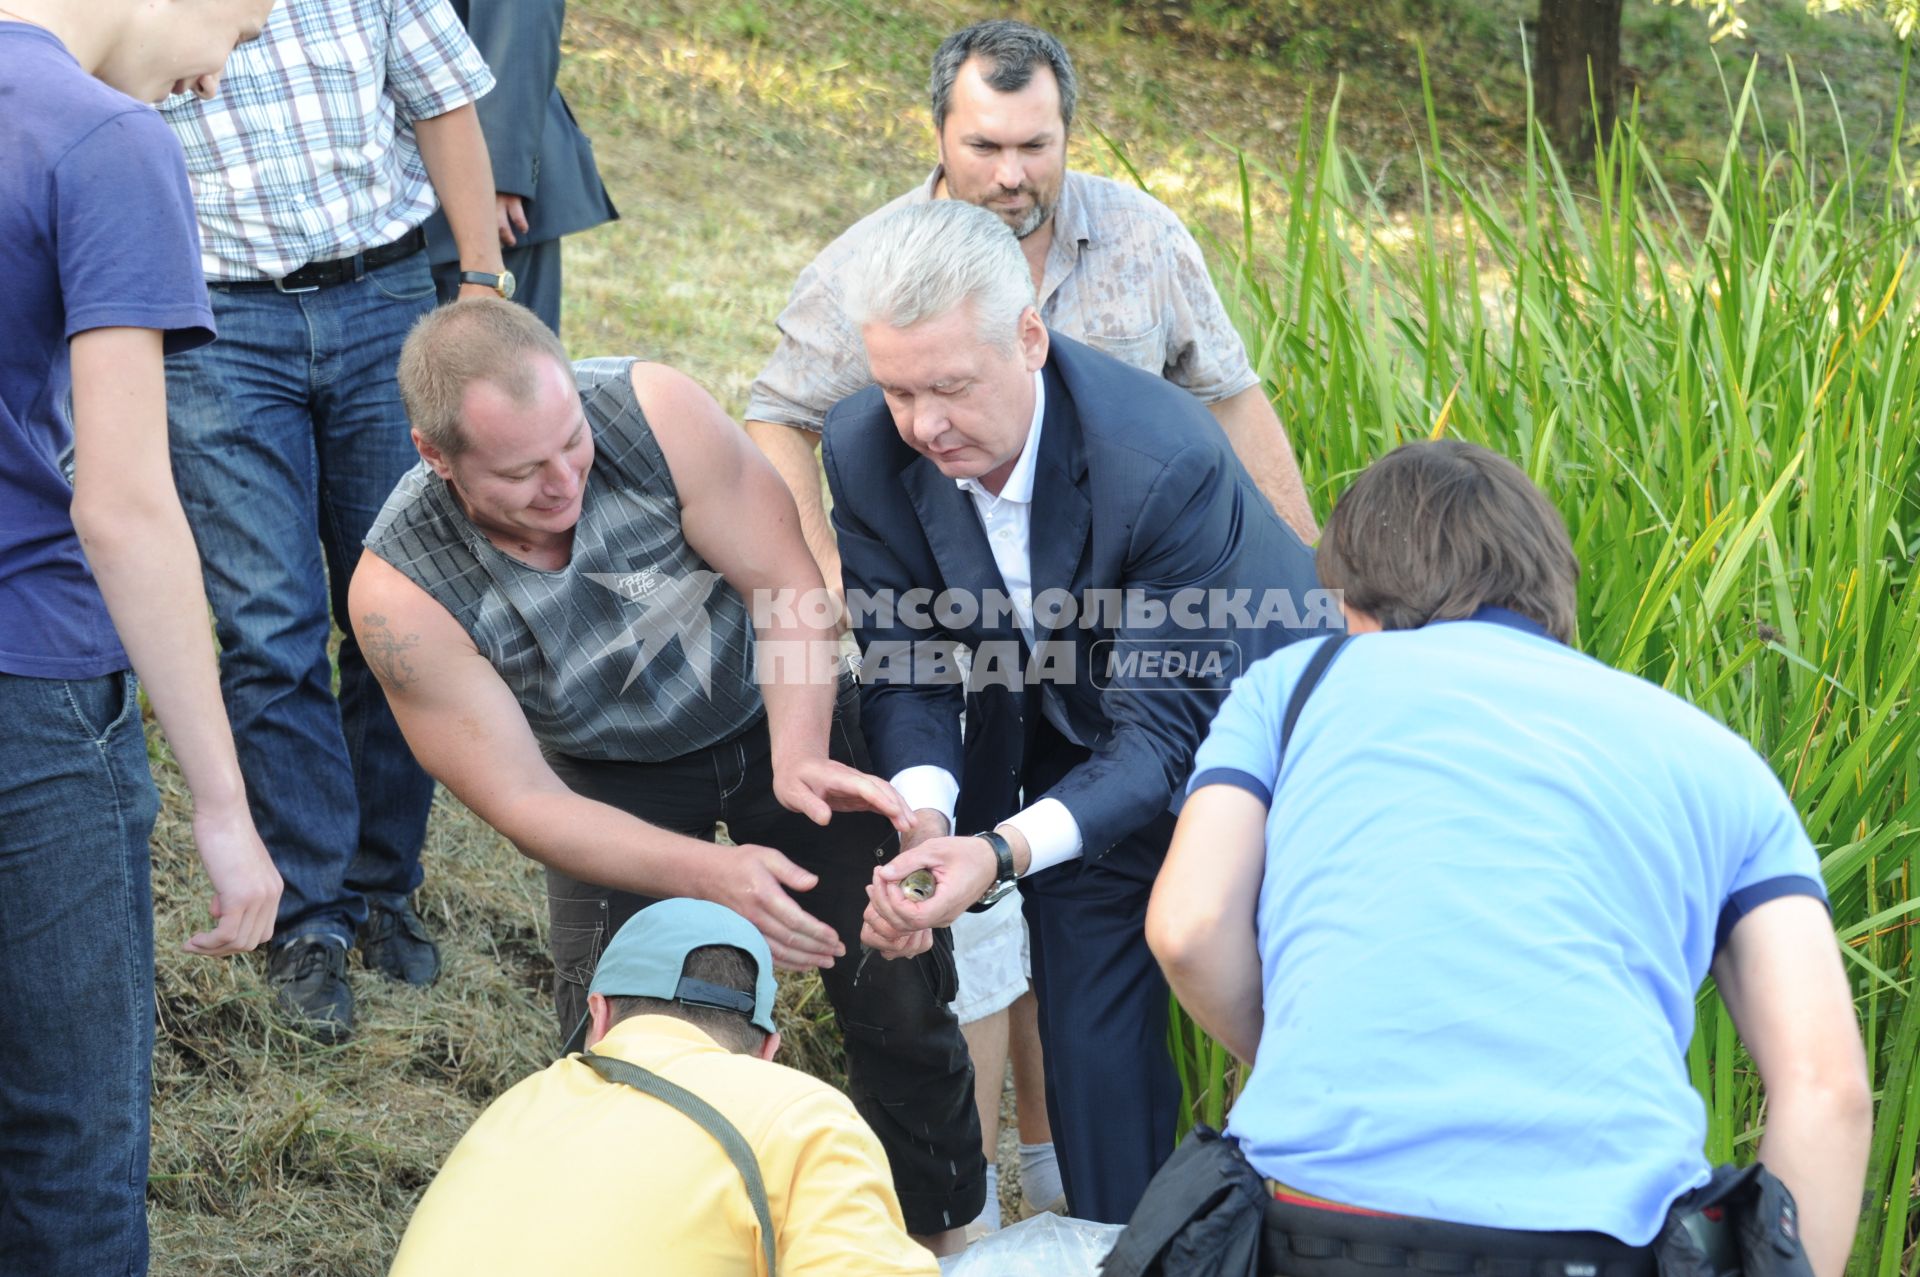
xmin=267 ymin=936 xmax=354 ymax=1044
xmin=357 ymin=897 xmax=441 ymax=987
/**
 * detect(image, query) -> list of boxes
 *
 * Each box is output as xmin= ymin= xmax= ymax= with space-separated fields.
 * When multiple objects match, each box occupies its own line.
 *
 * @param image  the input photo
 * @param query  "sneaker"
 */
xmin=357 ymin=897 xmax=441 ymax=986
xmin=267 ymin=935 xmax=353 ymax=1044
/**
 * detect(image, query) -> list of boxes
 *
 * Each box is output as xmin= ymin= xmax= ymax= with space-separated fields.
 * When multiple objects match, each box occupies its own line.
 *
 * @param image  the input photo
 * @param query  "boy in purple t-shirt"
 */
xmin=0 ymin=3 xmax=279 ymax=1272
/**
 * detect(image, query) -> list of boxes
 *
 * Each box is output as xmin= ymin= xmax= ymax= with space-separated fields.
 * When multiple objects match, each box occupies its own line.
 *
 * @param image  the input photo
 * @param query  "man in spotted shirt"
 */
xmin=745 ymin=18 xmax=1319 ymax=600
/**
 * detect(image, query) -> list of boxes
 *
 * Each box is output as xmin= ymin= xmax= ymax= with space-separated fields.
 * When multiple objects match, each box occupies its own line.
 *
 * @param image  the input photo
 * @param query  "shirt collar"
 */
xmin=1426 ymin=605 xmax=1560 ymax=643
xmin=590 ymin=1014 xmax=730 ymax=1060
xmin=957 ymin=370 xmax=1045 ymax=505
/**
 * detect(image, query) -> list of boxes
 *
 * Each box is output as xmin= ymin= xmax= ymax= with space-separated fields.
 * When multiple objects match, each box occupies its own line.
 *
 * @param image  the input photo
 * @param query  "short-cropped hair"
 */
xmin=606 ymin=945 xmax=769 ymax=1057
xmin=1316 ymin=440 xmax=1580 ymax=642
xmin=929 ymin=20 xmax=1078 ymax=135
xmin=843 ymin=201 xmax=1035 ymax=349
xmin=396 ymin=297 xmax=570 ymax=456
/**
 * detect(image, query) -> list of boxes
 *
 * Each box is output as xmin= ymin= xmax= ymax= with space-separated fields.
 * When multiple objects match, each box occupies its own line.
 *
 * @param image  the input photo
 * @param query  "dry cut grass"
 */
xmin=140 ymin=0 xmax=1914 ymax=1271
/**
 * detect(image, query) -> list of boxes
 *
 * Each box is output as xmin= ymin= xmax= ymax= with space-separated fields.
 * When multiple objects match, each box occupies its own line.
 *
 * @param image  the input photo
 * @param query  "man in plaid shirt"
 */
xmin=160 ymin=0 xmax=507 ymax=1043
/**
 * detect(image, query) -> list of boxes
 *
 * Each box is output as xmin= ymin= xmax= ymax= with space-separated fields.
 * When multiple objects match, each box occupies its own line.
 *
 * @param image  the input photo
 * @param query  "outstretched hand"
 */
xmin=773 ymin=755 xmax=914 ymax=832
xmin=860 ymin=895 xmax=934 ymax=959
xmin=855 ymin=807 xmax=955 ymax=958
xmin=702 ymin=842 xmax=847 ymax=971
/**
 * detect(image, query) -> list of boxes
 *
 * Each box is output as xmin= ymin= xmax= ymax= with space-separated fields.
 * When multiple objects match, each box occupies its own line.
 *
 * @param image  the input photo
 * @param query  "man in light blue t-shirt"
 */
xmin=1146 ymin=441 xmax=1869 ymax=1277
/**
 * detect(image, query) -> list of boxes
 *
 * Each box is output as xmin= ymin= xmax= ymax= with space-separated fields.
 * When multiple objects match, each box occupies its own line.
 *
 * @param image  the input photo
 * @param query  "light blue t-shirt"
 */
xmin=1187 ymin=611 xmax=1825 ymax=1244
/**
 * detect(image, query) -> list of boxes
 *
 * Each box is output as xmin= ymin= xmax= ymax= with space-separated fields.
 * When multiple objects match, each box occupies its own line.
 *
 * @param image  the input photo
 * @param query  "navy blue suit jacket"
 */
xmin=823 ymin=333 xmax=1328 ymax=859
xmin=423 ymin=0 xmax=616 ymax=261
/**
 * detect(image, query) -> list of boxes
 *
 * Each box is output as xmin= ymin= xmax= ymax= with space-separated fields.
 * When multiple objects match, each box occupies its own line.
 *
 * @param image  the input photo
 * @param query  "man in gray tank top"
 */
xmin=350 ymin=298 xmax=983 ymax=1253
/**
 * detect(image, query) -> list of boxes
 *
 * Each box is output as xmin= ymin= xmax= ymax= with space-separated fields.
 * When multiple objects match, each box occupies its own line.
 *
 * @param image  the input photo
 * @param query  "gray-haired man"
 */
xmin=824 ymin=200 xmax=1326 ymax=1223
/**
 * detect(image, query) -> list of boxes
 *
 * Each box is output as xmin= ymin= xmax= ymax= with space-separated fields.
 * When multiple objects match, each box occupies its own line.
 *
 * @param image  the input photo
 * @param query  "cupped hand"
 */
xmin=859 ymin=895 xmax=934 ymax=959
xmin=866 ymin=837 xmax=997 ymax=934
xmin=703 ymin=842 xmax=846 ymax=971
xmin=773 ymin=755 xmax=914 ymax=832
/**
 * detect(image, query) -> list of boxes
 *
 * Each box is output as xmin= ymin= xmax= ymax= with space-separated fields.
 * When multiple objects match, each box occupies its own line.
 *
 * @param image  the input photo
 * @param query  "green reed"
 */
xmin=1161 ymin=50 xmax=1920 ymax=1275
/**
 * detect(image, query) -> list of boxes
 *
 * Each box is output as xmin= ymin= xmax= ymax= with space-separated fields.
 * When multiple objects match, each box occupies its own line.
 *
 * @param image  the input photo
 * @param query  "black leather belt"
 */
xmin=1262 ymin=1196 xmax=1657 ymax=1277
xmin=213 ymin=226 xmax=426 ymax=294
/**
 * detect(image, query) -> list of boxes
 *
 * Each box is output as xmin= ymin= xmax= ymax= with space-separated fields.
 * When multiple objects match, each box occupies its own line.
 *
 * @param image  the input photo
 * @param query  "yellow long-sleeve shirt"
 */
xmin=390 ymin=1016 xmax=938 ymax=1276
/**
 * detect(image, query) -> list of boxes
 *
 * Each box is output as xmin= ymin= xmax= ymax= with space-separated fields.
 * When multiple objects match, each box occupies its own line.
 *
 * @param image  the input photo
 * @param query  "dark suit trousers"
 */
xmin=539 ymin=681 xmax=986 ymax=1234
xmin=432 ymin=236 xmax=562 ymax=334
xmin=1018 ymin=719 xmax=1182 ymax=1224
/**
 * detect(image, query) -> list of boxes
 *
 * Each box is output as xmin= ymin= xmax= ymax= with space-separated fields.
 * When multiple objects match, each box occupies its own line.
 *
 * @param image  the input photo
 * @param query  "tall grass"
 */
xmin=1158 ymin=54 xmax=1920 ymax=1275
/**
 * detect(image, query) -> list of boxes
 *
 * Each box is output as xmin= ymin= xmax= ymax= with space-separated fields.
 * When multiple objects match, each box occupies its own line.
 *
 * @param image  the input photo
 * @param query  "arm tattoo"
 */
xmin=360 ymin=613 xmax=421 ymax=691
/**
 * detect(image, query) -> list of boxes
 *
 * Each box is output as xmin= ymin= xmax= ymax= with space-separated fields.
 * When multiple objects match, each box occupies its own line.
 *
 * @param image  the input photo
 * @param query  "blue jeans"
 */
xmin=0 ymin=671 xmax=158 ymax=1275
xmin=164 ymin=249 xmax=439 ymax=946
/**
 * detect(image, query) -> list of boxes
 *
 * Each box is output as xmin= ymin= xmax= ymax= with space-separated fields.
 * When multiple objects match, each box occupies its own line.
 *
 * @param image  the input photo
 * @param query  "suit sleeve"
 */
xmin=821 ymin=413 xmax=966 ymax=782
xmin=1040 ymin=444 xmax=1274 ymax=856
xmin=461 ymin=0 xmax=564 ymax=197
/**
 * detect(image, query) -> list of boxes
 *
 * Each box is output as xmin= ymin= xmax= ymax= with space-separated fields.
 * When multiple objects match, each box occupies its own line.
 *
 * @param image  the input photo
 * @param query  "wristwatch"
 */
xmin=966 ymin=828 xmax=1019 ymax=913
xmin=458 ymin=268 xmax=517 ymax=299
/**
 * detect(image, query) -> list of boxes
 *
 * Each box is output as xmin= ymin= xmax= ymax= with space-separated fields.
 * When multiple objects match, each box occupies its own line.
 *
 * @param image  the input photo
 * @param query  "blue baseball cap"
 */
xmin=581 ymin=899 xmax=778 ymax=1039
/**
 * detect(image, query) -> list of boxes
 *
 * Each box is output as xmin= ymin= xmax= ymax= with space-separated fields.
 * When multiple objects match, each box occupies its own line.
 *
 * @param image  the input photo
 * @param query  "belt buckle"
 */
xmin=273 ymin=274 xmax=320 ymax=295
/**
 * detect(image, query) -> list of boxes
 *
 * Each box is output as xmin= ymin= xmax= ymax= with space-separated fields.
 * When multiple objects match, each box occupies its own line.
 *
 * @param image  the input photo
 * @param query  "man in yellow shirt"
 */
xmin=389 ymin=899 xmax=938 ymax=1276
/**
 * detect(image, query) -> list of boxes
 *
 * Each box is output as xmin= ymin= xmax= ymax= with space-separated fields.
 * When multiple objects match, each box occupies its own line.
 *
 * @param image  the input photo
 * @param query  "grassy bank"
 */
xmin=1168 ymin=60 xmax=1920 ymax=1275
xmin=144 ymin=2 xmax=1917 ymax=1272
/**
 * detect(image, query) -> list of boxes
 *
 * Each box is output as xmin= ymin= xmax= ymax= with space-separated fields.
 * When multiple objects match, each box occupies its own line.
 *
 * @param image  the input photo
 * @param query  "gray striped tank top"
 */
xmin=364 ymin=357 xmax=763 ymax=762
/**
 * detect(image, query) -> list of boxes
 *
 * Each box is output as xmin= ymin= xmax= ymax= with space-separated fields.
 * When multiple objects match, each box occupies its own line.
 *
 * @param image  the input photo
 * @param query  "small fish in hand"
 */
xmin=854 ymin=868 xmax=939 ymax=981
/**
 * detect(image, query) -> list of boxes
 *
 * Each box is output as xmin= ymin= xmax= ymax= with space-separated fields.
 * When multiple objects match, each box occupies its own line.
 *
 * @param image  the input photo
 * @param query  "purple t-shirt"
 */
xmin=0 ymin=22 xmax=214 ymax=678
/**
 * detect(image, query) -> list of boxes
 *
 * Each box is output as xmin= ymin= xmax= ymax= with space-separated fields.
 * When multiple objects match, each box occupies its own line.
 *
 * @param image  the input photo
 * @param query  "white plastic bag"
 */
xmin=938 ymin=1212 xmax=1125 ymax=1276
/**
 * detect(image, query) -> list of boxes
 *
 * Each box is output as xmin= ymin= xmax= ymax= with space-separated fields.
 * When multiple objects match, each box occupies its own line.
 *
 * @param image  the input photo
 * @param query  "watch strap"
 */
xmin=965 ymin=829 xmax=1018 ymax=913
xmin=458 ymin=269 xmax=515 ymax=299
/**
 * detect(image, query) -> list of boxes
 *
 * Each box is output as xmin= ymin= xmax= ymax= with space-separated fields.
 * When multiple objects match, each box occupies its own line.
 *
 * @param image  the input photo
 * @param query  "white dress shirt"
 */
xmin=890 ymin=372 xmax=1085 ymax=876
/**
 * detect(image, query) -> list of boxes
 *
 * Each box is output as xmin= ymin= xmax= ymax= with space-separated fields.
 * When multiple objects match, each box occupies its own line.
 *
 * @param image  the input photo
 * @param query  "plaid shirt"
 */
xmin=746 ymin=168 xmax=1261 ymax=432
xmin=159 ymin=0 xmax=493 ymax=281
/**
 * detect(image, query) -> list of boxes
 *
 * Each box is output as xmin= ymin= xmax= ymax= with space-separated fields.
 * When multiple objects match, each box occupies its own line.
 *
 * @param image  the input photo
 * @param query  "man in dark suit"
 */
xmin=823 ymin=201 xmax=1331 ymax=1224
xmin=424 ymin=0 xmax=617 ymax=332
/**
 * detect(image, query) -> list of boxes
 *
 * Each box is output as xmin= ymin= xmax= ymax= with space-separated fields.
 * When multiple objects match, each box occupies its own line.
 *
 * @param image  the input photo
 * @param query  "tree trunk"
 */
xmin=1533 ymin=0 xmax=1625 ymax=162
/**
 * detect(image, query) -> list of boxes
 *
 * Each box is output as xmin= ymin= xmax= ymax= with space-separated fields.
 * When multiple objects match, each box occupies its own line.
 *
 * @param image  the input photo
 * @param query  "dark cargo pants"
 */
xmin=542 ymin=680 xmax=986 ymax=1234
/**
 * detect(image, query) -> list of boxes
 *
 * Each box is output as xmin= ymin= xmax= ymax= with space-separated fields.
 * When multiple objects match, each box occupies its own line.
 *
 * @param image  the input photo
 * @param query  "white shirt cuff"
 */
xmin=889 ymin=766 xmax=959 ymax=828
xmin=1004 ymin=798 xmax=1084 ymax=875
